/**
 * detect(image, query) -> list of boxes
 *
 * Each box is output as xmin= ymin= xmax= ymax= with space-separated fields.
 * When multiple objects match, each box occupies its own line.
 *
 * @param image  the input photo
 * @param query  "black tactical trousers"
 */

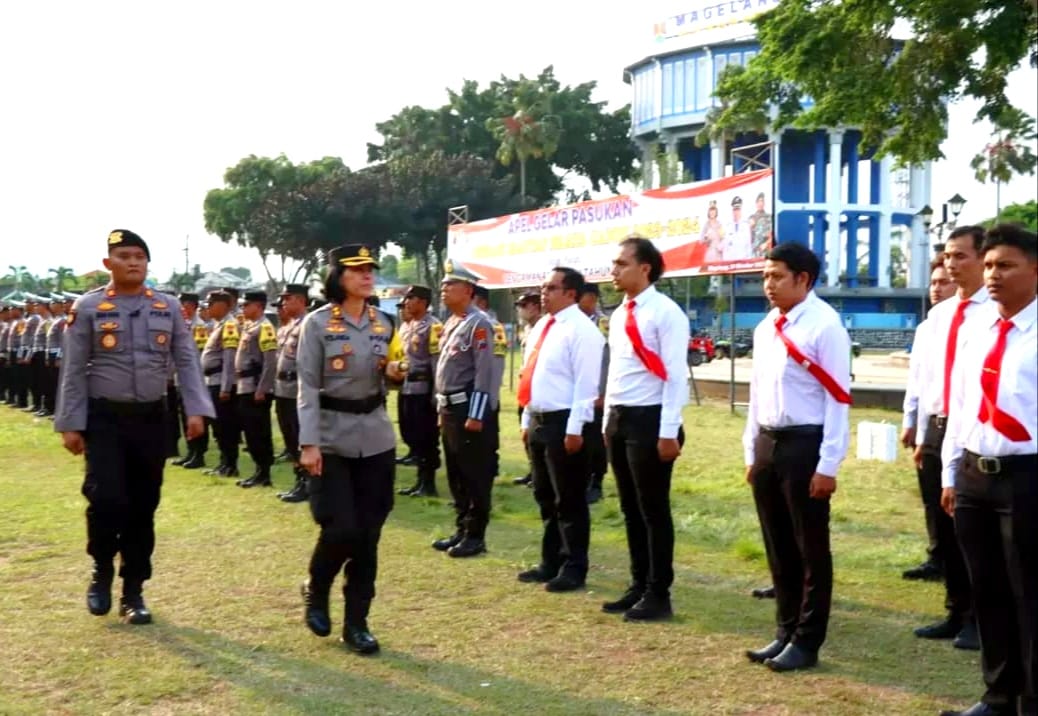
xmin=308 ymin=449 xmax=395 ymax=624
xmin=178 ymin=390 xmax=209 ymax=456
xmin=44 ymin=361 xmax=59 ymax=414
xmin=210 ymin=386 xmax=240 ymax=467
xmin=274 ymin=396 xmax=300 ymax=461
xmin=164 ymin=384 xmax=181 ymax=457
xmin=12 ymin=359 xmax=29 ymax=407
xmin=238 ymin=393 xmax=273 ymax=469
xmin=82 ymin=399 xmax=166 ymax=582
xmin=586 ymin=405 xmax=607 ymax=488
xmin=441 ymin=403 xmax=495 ymax=539
xmin=28 ymin=351 xmax=45 ymax=410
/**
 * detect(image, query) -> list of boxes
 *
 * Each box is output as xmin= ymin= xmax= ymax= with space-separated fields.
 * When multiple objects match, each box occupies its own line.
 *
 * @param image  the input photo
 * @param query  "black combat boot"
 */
xmin=342 ymin=600 xmax=379 ymax=655
xmin=86 ymin=565 xmax=114 ymax=616
xmin=280 ymin=470 xmax=309 ymax=503
xmin=300 ymin=579 xmax=332 ymax=637
xmin=181 ymin=447 xmax=205 ymax=469
xmin=171 ymin=450 xmax=192 ymax=466
xmin=410 ymin=469 xmax=438 ymax=497
xmin=238 ymin=467 xmax=271 ymax=488
xmin=119 ymin=580 xmax=152 ymax=625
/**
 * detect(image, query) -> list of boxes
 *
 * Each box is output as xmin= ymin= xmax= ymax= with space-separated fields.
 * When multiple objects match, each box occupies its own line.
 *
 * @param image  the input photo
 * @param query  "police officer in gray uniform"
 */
xmin=20 ymin=294 xmax=44 ymax=413
xmin=0 ymin=303 xmax=11 ymax=404
xmin=235 ymin=291 xmax=278 ymax=488
xmin=8 ymin=299 xmax=30 ymax=408
xmin=396 ymin=284 xmax=442 ymax=497
xmin=297 ymin=244 xmax=405 ymax=655
xmin=171 ymin=292 xmax=210 ymax=469
xmin=27 ymin=295 xmax=53 ymax=416
xmin=431 ymin=260 xmax=502 ymax=558
xmin=473 ymin=285 xmax=507 ymax=480
xmin=43 ymin=293 xmax=72 ymax=417
xmin=274 ymin=284 xmax=309 ymax=503
xmin=578 ymin=282 xmax=610 ymax=503
xmin=199 ymin=291 xmax=241 ymax=477
xmin=55 ymin=229 xmax=214 ymax=624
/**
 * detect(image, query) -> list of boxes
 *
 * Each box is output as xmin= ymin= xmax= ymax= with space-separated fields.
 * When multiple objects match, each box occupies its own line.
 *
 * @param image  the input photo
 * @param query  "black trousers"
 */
xmin=529 ymin=410 xmax=591 ymax=579
xmin=918 ymin=418 xmax=972 ymax=620
xmin=586 ymin=405 xmax=607 ymax=488
xmin=44 ymin=361 xmax=59 ymax=414
xmin=274 ymin=396 xmax=300 ymax=461
xmin=308 ymin=449 xmax=395 ymax=623
xmin=955 ymin=453 xmax=1038 ymax=713
xmin=606 ymin=405 xmax=681 ymax=598
xmin=399 ymin=393 xmax=440 ymax=472
xmin=82 ymin=399 xmax=166 ymax=582
xmin=237 ymin=393 xmax=273 ymax=469
xmin=210 ymin=386 xmax=240 ymax=467
xmin=488 ymin=405 xmax=500 ymax=477
xmin=28 ymin=351 xmax=45 ymax=410
xmin=750 ymin=429 xmax=831 ymax=652
xmin=12 ymin=359 xmax=29 ymax=407
xmin=164 ymin=384 xmax=181 ymax=457
xmin=442 ymin=403 xmax=495 ymax=539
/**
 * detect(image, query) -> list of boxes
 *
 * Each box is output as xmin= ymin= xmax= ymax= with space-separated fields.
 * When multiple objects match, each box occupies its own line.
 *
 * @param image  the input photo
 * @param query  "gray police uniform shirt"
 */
xmin=400 ymin=312 xmax=442 ymax=397
xmin=591 ymin=309 xmax=610 ymax=398
xmin=275 ymin=315 xmax=304 ymax=399
xmin=433 ymin=305 xmax=499 ymax=423
xmin=32 ymin=315 xmax=53 ymax=354
xmin=296 ymin=303 xmax=401 ymax=458
xmin=22 ymin=314 xmax=41 ymax=359
xmin=7 ymin=317 xmax=25 ymax=356
xmin=47 ymin=315 xmax=67 ymax=362
xmin=200 ymin=316 xmax=240 ymax=393
xmin=234 ymin=317 xmax=277 ymax=395
xmin=54 ymin=286 xmax=215 ymax=432
xmin=0 ymin=322 xmax=9 ymax=355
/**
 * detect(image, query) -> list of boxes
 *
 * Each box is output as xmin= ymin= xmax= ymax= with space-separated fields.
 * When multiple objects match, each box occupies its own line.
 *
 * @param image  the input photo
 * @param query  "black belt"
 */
xmin=203 ymin=365 xmax=222 ymax=376
xmin=277 ymin=371 xmax=297 ymax=381
xmin=319 ymin=394 xmax=383 ymax=414
xmin=760 ymin=425 xmax=824 ymax=440
xmin=528 ymin=409 xmax=569 ymax=422
xmin=407 ymin=371 xmax=431 ymax=382
xmin=609 ymin=404 xmax=661 ymax=415
xmin=963 ymin=450 xmax=1038 ymax=477
xmin=88 ymin=398 xmax=165 ymax=416
xmin=236 ymin=367 xmax=260 ymax=379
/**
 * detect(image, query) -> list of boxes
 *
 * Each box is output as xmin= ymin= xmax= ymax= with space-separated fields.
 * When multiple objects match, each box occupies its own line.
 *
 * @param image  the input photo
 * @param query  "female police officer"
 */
xmin=297 ymin=244 xmax=405 ymax=655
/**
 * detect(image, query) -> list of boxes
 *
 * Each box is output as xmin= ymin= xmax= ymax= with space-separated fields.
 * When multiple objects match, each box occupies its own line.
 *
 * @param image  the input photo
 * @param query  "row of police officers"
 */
xmin=0 ymin=292 xmax=76 ymax=415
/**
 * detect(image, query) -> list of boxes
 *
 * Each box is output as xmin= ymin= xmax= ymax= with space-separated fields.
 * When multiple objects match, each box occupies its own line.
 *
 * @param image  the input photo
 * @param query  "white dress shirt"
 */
xmin=723 ymin=221 xmax=753 ymax=260
xmin=902 ymin=319 xmax=930 ymax=432
xmin=917 ymin=287 xmax=990 ymax=445
xmin=941 ymin=298 xmax=1038 ymax=487
xmin=742 ymin=291 xmax=852 ymax=477
xmin=520 ymin=304 xmax=605 ymax=436
xmin=603 ymin=284 xmax=690 ymax=439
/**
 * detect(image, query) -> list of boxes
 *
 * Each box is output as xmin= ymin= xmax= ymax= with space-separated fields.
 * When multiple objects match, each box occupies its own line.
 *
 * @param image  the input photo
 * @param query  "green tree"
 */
xmin=369 ymin=67 xmax=637 ymax=207
xmin=48 ymin=266 xmax=75 ymax=292
xmin=980 ymin=200 xmax=1038 ymax=231
xmin=970 ymin=109 xmax=1038 ymax=218
xmin=486 ymin=78 xmax=562 ymax=203
xmin=710 ymin=0 xmax=1037 ymax=169
xmin=379 ymin=255 xmax=400 ymax=282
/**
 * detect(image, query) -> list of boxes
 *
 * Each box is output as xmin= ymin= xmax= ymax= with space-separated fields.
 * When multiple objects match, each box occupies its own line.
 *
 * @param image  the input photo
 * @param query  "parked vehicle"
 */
xmin=687 ymin=332 xmax=716 ymax=367
xmin=714 ymin=338 xmax=752 ymax=359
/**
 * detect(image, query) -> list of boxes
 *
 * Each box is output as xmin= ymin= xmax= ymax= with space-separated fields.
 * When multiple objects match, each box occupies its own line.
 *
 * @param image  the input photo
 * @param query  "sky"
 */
xmin=1 ymin=0 xmax=1035 ymax=283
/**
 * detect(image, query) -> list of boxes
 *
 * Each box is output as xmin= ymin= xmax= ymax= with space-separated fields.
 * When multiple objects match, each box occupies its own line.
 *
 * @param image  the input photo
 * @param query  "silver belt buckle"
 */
xmin=976 ymin=456 xmax=1001 ymax=475
xmin=435 ymin=394 xmax=448 ymax=409
xmin=934 ymin=415 xmax=947 ymax=431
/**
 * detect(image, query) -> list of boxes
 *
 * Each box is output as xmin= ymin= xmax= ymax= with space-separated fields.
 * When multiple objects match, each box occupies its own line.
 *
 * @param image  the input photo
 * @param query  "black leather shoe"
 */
xmin=432 ymin=533 xmax=463 ymax=552
xmin=902 ymin=561 xmax=943 ymax=581
xmin=586 ymin=486 xmax=603 ymax=504
xmin=410 ymin=482 xmax=438 ymax=497
xmin=752 ymin=585 xmax=776 ymax=599
xmin=939 ymin=703 xmax=1009 ymax=716
xmin=512 ymin=474 xmax=532 ymax=486
xmin=238 ymin=472 xmax=272 ymax=488
xmin=914 ymin=617 xmax=963 ymax=640
xmin=397 ymin=481 xmax=420 ymax=496
xmin=86 ymin=570 xmax=113 ymax=616
xmin=274 ymin=450 xmax=292 ymax=463
xmin=300 ymin=580 xmax=331 ymax=637
xmin=623 ymin=593 xmax=673 ymax=622
xmin=602 ymin=586 xmax=644 ymax=614
xmin=171 ymin=453 xmax=191 ymax=466
xmin=222 ymin=466 xmax=240 ymax=478
xmin=448 ymin=537 xmax=486 ymax=558
xmin=119 ymin=595 xmax=153 ymax=625
xmin=746 ymin=639 xmax=788 ymax=663
xmin=203 ymin=464 xmax=226 ymax=476
xmin=764 ymin=643 xmax=818 ymax=672
xmin=342 ymin=624 xmax=380 ymax=654
xmin=953 ymin=621 xmax=980 ymax=651
xmin=180 ymin=452 xmax=205 ymax=469
xmin=545 ymin=574 xmax=585 ymax=593
xmin=280 ymin=483 xmax=309 ymax=503
xmin=517 ymin=566 xmax=556 ymax=583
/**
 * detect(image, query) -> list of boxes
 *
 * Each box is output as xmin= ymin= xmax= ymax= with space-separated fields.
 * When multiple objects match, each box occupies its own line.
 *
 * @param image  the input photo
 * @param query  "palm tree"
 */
xmin=49 ymin=266 xmax=75 ymax=292
xmin=8 ymin=265 xmax=26 ymax=291
xmin=486 ymin=83 xmax=562 ymax=204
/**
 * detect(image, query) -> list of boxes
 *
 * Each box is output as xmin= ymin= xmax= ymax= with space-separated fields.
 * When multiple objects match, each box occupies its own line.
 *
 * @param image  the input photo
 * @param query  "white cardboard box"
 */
xmin=856 ymin=421 xmax=899 ymax=462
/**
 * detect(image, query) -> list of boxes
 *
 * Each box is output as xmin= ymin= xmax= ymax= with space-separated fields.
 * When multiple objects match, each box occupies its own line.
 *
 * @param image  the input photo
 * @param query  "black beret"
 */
xmin=207 ymin=290 xmax=232 ymax=305
xmin=107 ymin=229 xmax=151 ymax=260
xmin=403 ymin=285 xmax=432 ymax=302
xmin=179 ymin=292 xmax=200 ymax=305
xmin=281 ymin=283 xmax=310 ymax=298
xmin=243 ymin=291 xmax=267 ymax=304
xmin=327 ymin=244 xmax=379 ymax=269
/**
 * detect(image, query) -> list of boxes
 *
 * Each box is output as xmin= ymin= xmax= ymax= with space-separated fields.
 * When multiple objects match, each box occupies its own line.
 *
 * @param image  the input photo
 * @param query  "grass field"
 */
xmin=0 ymin=390 xmax=979 ymax=715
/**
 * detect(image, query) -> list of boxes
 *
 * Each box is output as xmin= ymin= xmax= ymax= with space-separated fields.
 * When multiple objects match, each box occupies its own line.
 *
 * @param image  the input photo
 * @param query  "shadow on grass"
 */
xmin=141 ymin=621 xmax=679 ymax=715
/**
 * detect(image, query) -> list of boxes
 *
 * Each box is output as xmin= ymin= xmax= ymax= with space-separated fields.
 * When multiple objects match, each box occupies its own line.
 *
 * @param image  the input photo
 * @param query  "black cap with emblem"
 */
xmin=280 ymin=283 xmax=310 ymax=299
xmin=179 ymin=292 xmax=200 ymax=306
xmin=731 ymin=196 xmax=743 ymax=208
xmin=327 ymin=244 xmax=379 ymax=269
xmin=404 ymin=284 xmax=432 ymax=302
xmin=243 ymin=290 xmax=268 ymax=305
xmin=473 ymin=285 xmax=490 ymax=302
xmin=107 ymin=229 xmax=151 ymax=260
xmin=207 ymin=290 xmax=232 ymax=306
xmin=514 ymin=291 xmax=540 ymax=306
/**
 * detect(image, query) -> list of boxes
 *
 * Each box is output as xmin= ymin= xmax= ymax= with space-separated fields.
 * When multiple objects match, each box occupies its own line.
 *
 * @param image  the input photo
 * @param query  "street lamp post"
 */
xmin=917 ymin=194 xmax=968 ymax=318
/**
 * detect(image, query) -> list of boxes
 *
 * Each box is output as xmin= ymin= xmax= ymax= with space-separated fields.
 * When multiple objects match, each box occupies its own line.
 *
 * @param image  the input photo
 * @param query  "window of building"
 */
xmin=673 ymin=60 xmax=684 ymax=114
xmin=684 ymin=58 xmax=696 ymax=112
xmin=713 ymin=54 xmax=728 ymax=96
xmin=696 ymin=55 xmax=711 ymax=109
xmin=662 ymin=62 xmax=674 ymax=115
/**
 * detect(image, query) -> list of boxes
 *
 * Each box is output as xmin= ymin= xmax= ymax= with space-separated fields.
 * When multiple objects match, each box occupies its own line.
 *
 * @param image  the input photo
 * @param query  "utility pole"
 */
xmin=184 ymin=235 xmax=190 ymax=276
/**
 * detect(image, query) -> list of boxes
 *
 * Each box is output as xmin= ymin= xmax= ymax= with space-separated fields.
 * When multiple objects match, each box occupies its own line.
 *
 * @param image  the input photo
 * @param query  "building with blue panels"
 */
xmin=623 ymin=1 xmax=936 ymax=343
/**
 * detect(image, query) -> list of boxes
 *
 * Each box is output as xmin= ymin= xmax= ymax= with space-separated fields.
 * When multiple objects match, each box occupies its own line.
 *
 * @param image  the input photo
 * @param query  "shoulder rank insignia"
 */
xmin=98 ymin=301 xmax=117 ymax=311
